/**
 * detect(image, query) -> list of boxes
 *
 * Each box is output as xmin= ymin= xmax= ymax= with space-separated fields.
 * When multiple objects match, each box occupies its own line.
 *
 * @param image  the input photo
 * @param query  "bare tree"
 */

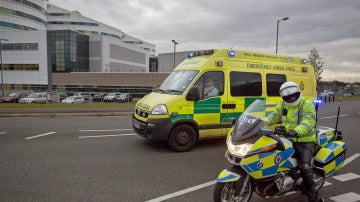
xmin=308 ymin=48 xmax=324 ymax=82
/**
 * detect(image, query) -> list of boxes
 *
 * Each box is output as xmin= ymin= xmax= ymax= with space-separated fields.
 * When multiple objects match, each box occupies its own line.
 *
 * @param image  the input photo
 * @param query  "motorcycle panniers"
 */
xmin=314 ymin=141 xmax=346 ymax=177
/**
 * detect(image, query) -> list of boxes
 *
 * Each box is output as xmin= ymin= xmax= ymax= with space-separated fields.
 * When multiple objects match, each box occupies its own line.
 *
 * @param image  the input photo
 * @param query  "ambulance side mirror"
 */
xmin=186 ymin=87 xmax=200 ymax=101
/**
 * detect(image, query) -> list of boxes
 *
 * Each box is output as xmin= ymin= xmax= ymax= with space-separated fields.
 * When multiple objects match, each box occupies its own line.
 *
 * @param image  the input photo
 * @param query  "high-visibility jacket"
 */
xmin=263 ymin=97 xmax=316 ymax=143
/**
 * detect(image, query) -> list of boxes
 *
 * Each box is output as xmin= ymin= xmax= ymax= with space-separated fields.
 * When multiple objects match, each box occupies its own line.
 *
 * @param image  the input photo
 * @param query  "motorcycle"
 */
xmin=213 ymin=99 xmax=346 ymax=202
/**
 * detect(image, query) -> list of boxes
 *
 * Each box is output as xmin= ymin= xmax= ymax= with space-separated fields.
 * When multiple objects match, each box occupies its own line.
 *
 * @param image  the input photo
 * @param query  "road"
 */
xmin=0 ymin=100 xmax=359 ymax=202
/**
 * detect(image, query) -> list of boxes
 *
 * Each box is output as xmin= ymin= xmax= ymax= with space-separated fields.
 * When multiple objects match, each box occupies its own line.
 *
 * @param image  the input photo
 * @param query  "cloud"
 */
xmin=50 ymin=0 xmax=360 ymax=82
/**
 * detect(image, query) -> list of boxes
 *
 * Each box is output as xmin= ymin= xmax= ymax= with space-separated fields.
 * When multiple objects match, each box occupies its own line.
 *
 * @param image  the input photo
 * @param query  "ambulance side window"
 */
xmin=266 ymin=74 xmax=287 ymax=96
xmin=193 ymin=71 xmax=224 ymax=99
xmin=230 ymin=72 xmax=262 ymax=96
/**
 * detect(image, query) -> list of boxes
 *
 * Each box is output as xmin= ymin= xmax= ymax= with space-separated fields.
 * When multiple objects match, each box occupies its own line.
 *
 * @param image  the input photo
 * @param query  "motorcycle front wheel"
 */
xmin=213 ymin=180 xmax=253 ymax=202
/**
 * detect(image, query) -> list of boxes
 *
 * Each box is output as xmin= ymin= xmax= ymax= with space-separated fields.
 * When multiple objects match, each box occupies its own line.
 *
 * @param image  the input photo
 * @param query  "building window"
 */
xmin=1 ymin=43 xmax=38 ymax=50
xmin=3 ymin=64 xmax=39 ymax=71
xmin=48 ymin=30 xmax=89 ymax=73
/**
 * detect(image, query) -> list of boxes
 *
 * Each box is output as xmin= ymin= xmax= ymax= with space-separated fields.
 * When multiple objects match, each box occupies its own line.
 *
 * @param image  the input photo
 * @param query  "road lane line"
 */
xmin=330 ymin=192 xmax=360 ymax=202
xmin=79 ymin=129 xmax=133 ymax=132
xmin=333 ymin=173 xmax=360 ymax=182
xmin=79 ymin=133 xmax=136 ymax=139
xmin=344 ymin=153 xmax=360 ymax=167
xmin=0 ymin=131 xmax=7 ymax=135
xmin=320 ymin=114 xmax=350 ymax=119
xmin=145 ymin=181 xmax=216 ymax=202
xmin=146 ymin=154 xmax=360 ymax=201
xmin=25 ymin=132 xmax=56 ymax=140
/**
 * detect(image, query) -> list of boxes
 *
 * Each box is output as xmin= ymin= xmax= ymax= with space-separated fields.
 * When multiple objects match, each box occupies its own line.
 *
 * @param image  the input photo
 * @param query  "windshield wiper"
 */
xmin=156 ymin=89 xmax=166 ymax=93
xmin=165 ymin=89 xmax=183 ymax=94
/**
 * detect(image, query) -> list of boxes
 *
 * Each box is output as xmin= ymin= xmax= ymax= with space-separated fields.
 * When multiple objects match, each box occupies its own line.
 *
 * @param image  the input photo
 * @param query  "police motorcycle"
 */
xmin=213 ymin=99 xmax=346 ymax=202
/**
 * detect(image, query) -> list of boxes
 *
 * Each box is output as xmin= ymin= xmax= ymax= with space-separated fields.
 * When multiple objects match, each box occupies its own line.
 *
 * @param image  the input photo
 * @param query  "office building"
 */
xmin=0 ymin=0 xmax=156 ymax=94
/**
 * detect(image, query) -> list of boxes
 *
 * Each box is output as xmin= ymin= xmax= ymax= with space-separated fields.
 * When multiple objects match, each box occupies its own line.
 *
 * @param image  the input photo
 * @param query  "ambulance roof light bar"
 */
xmin=187 ymin=49 xmax=214 ymax=58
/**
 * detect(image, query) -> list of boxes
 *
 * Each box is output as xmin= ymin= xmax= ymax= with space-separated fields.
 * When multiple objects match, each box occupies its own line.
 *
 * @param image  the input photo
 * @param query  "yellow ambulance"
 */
xmin=132 ymin=49 xmax=316 ymax=152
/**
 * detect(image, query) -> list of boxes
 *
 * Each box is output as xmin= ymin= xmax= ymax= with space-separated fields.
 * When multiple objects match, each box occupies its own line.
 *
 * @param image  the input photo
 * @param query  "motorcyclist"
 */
xmin=262 ymin=81 xmax=322 ymax=202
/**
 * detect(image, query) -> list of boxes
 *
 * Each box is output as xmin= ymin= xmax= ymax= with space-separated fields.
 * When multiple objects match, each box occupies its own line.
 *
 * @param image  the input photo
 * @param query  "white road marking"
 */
xmin=320 ymin=114 xmax=350 ymax=119
xmin=329 ymin=192 xmax=360 ymax=202
xmin=79 ymin=133 xmax=136 ymax=139
xmin=333 ymin=173 xmax=360 ymax=182
xmin=79 ymin=129 xmax=133 ymax=132
xmin=324 ymin=181 xmax=332 ymax=186
xmin=145 ymin=181 xmax=216 ymax=202
xmin=146 ymin=154 xmax=359 ymax=201
xmin=25 ymin=132 xmax=56 ymax=140
xmin=344 ymin=153 xmax=360 ymax=167
xmin=0 ymin=131 xmax=7 ymax=135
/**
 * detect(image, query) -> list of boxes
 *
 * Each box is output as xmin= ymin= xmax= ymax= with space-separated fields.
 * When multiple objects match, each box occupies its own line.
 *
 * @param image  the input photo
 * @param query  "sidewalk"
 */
xmin=0 ymin=107 xmax=133 ymax=117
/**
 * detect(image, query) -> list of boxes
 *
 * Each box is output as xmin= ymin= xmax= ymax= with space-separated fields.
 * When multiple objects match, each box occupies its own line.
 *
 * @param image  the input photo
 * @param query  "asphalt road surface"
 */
xmin=0 ymin=100 xmax=359 ymax=202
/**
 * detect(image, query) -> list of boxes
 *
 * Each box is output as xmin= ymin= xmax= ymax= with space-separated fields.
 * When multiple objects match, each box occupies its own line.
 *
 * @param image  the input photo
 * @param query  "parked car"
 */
xmin=58 ymin=93 xmax=67 ymax=101
xmin=73 ymin=92 xmax=91 ymax=101
xmin=19 ymin=92 xmax=49 ymax=104
xmin=92 ymin=93 xmax=106 ymax=102
xmin=103 ymin=93 xmax=121 ymax=102
xmin=115 ymin=93 xmax=133 ymax=103
xmin=320 ymin=90 xmax=335 ymax=96
xmin=61 ymin=96 xmax=85 ymax=103
xmin=0 ymin=91 xmax=30 ymax=103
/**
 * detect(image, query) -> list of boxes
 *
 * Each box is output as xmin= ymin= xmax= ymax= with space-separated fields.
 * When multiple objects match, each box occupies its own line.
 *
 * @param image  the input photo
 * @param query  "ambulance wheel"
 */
xmin=168 ymin=124 xmax=197 ymax=152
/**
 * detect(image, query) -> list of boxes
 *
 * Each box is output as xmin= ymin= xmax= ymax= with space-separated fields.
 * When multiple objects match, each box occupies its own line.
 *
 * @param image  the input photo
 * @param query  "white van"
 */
xmin=19 ymin=92 xmax=50 ymax=104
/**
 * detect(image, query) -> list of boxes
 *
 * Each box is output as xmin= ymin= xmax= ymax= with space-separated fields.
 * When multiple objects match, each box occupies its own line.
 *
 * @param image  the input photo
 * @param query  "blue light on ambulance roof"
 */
xmin=228 ymin=50 xmax=236 ymax=57
xmin=301 ymin=59 xmax=307 ymax=64
xmin=188 ymin=52 xmax=195 ymax=58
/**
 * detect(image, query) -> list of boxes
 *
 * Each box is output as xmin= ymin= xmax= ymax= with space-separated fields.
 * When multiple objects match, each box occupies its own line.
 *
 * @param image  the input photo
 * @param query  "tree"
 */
xmin=308 ymin=48 xmax=324 ymax=82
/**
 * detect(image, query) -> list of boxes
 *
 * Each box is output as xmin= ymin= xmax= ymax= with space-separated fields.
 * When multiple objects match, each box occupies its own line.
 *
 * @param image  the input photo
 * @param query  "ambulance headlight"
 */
xmin=151 ymin=104 xmax=168 ymax=115
xmin=226 ymin=135 xmax=253 ymax=157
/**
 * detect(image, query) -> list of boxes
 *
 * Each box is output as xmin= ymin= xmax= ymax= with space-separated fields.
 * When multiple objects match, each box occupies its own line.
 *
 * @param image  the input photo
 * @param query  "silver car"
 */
xmin=61 ymin=96 xmax=86 ymax=103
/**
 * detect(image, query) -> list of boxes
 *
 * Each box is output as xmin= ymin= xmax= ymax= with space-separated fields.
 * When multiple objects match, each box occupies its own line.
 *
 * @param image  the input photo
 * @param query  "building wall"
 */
xmin=158 ymin=51 xmax=189 ymax=72
xmin=0 ymin=0 xmax=156 ymax=93
xmin=0 ymin=0 xmax=47 ymax=31
xmin=0 ymin=30 xmax=48 ymax=86
xmin=52 ymin=72 xmax=169 ymax=87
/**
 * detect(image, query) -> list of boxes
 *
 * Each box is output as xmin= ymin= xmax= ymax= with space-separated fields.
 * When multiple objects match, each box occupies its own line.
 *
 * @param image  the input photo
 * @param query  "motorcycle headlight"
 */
xmin=226 ymin=135 xmax=253 ymax=157
xmin=151 ymin=104 xmax=168 ymax=115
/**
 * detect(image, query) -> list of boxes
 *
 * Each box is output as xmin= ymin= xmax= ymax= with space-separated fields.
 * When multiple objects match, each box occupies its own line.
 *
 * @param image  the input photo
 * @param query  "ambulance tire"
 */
xmin=168 ymin=124 xmax=197 ymax=152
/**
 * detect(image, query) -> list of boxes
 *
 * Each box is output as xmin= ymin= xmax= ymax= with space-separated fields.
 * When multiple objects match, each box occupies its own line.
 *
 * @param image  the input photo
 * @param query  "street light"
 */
xmin=0 ymin=38 xmax=9 ymax=96
xmin=171 ymin=40 xmax=178 ymax=68
xmin=276 ymin=17 xmax=289 ymax=54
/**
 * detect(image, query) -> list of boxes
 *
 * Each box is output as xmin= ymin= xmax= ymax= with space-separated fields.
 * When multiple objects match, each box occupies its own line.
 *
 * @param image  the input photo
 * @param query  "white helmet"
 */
xmin=279 ymin=81 xmax=302 ymax=106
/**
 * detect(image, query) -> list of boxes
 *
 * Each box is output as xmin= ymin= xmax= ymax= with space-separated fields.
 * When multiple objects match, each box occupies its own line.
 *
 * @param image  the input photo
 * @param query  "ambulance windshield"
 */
xmin=157 ymin=70 xmax=198 ymax=94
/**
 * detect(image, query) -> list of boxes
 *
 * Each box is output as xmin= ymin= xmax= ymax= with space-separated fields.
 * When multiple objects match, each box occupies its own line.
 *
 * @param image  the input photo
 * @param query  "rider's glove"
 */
xmin=286 ymin=129 xmax=299 ymax=138
xmin=274 ymin=126 xmax=286 ymax=136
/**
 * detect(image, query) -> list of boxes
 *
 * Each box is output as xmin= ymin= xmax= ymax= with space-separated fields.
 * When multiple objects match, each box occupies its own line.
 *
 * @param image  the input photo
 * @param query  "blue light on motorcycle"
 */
xmin=313 ymin=99 xmax=323 ymax=104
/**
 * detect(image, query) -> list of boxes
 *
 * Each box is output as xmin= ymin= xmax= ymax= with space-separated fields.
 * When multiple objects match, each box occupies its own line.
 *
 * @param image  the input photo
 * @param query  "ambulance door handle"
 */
xmin=222 ymin=104 xmax=236 ymax=109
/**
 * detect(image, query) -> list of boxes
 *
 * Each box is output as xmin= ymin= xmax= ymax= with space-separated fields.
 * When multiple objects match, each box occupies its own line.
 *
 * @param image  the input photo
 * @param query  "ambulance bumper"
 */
xmin=132 ymin=114 xmax=173 ymax=141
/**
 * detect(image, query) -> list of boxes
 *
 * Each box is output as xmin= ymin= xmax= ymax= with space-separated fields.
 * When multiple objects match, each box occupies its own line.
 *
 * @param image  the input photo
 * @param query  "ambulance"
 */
xmin=132 ymin=49 xmax=316 ymax=152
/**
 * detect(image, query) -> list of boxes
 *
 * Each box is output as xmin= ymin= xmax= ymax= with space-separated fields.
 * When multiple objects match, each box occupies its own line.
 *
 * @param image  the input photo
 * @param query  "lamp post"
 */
xmin=0 ymin=38 xmax=8 ymax=96
xmin=171 ymin=40 xmax=178 ymax=68
xmin=276 ymin=17 xmax=289 ymax=54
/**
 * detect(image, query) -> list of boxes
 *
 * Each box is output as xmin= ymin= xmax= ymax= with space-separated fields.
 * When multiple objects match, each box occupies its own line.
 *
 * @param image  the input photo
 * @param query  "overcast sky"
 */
xmin=51 ymin=0 xmax=360 ymax=82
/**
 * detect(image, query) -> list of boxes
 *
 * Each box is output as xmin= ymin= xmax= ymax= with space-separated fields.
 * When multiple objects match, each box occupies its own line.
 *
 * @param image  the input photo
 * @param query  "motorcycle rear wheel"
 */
xmin=213 ymin=181 xmax=253 ymax=202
